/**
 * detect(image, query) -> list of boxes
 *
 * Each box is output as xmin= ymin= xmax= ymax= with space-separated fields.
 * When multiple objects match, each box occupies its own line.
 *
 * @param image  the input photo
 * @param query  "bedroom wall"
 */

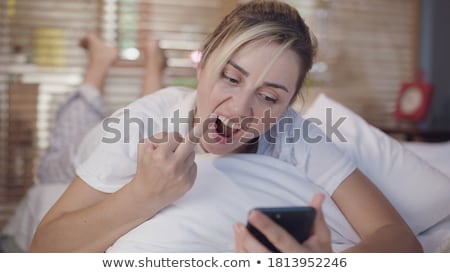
xmin=420 ymin=0 xmax=450 ymax=130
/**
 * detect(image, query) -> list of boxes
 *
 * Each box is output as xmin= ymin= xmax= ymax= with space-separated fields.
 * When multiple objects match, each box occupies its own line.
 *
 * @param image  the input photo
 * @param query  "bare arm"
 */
xmin=234 ymin=169 xmax=422 ymax=253
xmin=333 ymin=170 xmax=422 ymax=252
xmin=29 ymin=175 xmax=162 ymax=252
xmin=30 ymin=116 xmax=214 ymax=253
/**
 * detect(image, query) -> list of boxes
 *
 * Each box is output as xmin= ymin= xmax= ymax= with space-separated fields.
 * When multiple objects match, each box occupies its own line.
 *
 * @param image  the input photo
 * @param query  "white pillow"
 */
xmin=302 ymin=93 xmax=450 ymax=235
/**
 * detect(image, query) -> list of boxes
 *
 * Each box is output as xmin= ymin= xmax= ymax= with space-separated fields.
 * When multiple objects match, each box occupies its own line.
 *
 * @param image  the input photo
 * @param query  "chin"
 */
xmin=201 ymin=142 xmax=237 ymax=155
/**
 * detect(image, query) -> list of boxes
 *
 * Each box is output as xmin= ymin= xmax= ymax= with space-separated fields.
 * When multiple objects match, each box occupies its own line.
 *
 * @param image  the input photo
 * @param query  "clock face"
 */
xmin=400 ymin=87 xmax=423 ymax=114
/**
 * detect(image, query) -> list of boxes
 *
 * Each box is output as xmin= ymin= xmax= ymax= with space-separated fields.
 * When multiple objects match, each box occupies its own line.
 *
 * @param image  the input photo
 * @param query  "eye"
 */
xmin=222 ymin=72 xmax=239 ymax=85
xmin=259 ymin=92 xmax=278 ymax=104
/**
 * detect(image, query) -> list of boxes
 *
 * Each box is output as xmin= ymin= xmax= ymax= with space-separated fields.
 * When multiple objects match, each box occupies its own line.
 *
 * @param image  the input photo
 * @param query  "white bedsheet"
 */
xmin=107 ymin=151 xmax=450 ymax=252
xmin=1 ymin=183 xmax=68 ymax=251
xmin=403 ymin=141 xmax=450 ymax=252
xmin=2 ymin=142 xmax=450 ymax=252
xmin=403 ymin=141 xmax=450 ymax=178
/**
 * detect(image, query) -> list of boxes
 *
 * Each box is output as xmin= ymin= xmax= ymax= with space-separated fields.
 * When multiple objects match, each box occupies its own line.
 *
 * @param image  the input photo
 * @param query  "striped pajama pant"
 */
xmin=36 ymin=84 xmax=105 ymax=184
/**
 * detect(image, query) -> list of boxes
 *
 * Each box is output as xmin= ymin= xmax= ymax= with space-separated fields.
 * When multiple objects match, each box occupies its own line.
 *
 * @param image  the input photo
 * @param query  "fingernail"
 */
xmin=235 ymin=223 xmax=247 ymax=233
xmin=249 ymin=210 xmax=260 ymax=219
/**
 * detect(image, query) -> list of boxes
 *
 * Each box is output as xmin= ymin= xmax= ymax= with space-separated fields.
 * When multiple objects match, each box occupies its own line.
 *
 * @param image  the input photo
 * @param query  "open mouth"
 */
xmin=215 ymin=115 xmax=240 ymax=139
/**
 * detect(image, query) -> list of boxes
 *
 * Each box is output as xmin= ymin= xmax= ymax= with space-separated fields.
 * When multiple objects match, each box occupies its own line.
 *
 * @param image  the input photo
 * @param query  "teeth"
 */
xmin=217 ymin=115 xmax=240 ymax=130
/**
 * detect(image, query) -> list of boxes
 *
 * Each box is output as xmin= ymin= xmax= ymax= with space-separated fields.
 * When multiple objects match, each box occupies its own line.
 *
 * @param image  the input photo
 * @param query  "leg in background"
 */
xmin=80 ymin=33 xmax=119 ymax=91
xmin=36 ymin=34 xmax=118 ymax=184
xmin=140 ymin=39 xmax=166 ymax=97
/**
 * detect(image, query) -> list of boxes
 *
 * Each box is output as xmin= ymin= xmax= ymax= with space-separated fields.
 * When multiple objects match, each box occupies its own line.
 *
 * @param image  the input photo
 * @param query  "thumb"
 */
xmin=309 ymin=193 xmax=331 ymax=241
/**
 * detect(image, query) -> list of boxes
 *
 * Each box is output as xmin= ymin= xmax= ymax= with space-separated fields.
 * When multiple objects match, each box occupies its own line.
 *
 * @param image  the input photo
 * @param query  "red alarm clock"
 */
xmin=394 ymin=72 xmax=432 ymax=121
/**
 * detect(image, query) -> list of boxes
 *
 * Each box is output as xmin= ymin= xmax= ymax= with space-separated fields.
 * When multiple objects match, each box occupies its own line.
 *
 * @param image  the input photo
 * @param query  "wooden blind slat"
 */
xmin=290 ymin=0 xmax=418 ymax=125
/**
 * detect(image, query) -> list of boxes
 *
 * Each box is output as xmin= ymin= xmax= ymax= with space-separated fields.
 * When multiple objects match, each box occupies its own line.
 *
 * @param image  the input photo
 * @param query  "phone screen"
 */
xmin=246 ymin=206 xmax=316 ymax=253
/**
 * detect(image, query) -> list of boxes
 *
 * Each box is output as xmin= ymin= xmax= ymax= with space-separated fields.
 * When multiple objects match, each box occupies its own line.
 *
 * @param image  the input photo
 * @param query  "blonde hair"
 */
xmin=199 ymin=0 xmax=317 ymax=98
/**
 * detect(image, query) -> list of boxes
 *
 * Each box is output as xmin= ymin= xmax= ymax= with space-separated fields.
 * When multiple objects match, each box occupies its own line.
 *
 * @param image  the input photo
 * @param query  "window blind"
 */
xmin=0 ymin=0 xmax=419 ymax=229
xmin=0 ymin=0 xmax=238 ymax=229
xmin=284 ymin=0 xmax=419 ymax=127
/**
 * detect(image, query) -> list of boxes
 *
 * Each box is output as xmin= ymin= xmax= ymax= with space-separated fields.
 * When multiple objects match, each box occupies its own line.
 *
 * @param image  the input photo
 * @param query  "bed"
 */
xmin=1 ymin=93 xmax=449 ymax=252
xmin=403 ymin=141 xmax=450 ymax=252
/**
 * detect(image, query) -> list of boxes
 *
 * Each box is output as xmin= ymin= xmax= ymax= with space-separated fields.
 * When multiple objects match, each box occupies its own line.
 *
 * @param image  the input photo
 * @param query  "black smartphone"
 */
xmin=246 ymin=206 xmax=316 ymax=253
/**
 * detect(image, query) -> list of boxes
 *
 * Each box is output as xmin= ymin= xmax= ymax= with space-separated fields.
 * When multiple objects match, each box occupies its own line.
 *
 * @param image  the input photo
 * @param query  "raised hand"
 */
xmin=130 ymin=114 xmax=217 ymax=211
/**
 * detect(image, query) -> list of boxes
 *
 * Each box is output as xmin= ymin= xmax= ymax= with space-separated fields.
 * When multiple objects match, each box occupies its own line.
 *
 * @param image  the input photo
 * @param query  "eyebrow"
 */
xmin=227 ymin=60 xmax=249 ymax=77
xmin=227 ymin=60 xmax=290 ymax=93
xmin=263 ymin=82 xmax=289 ymax=93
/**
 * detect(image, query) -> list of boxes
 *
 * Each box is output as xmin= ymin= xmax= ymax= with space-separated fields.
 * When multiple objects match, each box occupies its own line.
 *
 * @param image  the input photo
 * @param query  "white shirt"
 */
xmin=76 ymin=86 xmax=355 ymax=194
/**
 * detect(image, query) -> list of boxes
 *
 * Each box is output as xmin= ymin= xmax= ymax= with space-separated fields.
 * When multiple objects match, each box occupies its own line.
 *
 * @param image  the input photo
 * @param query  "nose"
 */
xmin=230 ymin=91 xmax=253 ymax=117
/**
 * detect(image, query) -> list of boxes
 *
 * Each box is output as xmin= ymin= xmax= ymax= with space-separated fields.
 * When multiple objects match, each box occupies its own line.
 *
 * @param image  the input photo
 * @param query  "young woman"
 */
xmin=30 ymin=0 xmax=422 ymax=253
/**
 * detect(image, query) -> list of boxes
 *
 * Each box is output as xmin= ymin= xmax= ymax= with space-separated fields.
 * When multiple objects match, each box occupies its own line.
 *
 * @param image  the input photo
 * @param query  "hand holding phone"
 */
xmin=246 ymin=206 xmax=316 ymax=253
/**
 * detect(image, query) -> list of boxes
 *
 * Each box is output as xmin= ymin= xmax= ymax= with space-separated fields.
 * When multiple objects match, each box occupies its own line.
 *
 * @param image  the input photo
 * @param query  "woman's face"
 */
xmin=195 ymin=41 xmax=302 ymax=154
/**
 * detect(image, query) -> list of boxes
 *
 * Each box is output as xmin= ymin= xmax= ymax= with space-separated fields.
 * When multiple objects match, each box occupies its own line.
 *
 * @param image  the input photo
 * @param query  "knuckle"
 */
xmin=172 ymin=132 xmax=184 ymax=143
xmin=149 ymin=132 xmax=168 ymax=144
